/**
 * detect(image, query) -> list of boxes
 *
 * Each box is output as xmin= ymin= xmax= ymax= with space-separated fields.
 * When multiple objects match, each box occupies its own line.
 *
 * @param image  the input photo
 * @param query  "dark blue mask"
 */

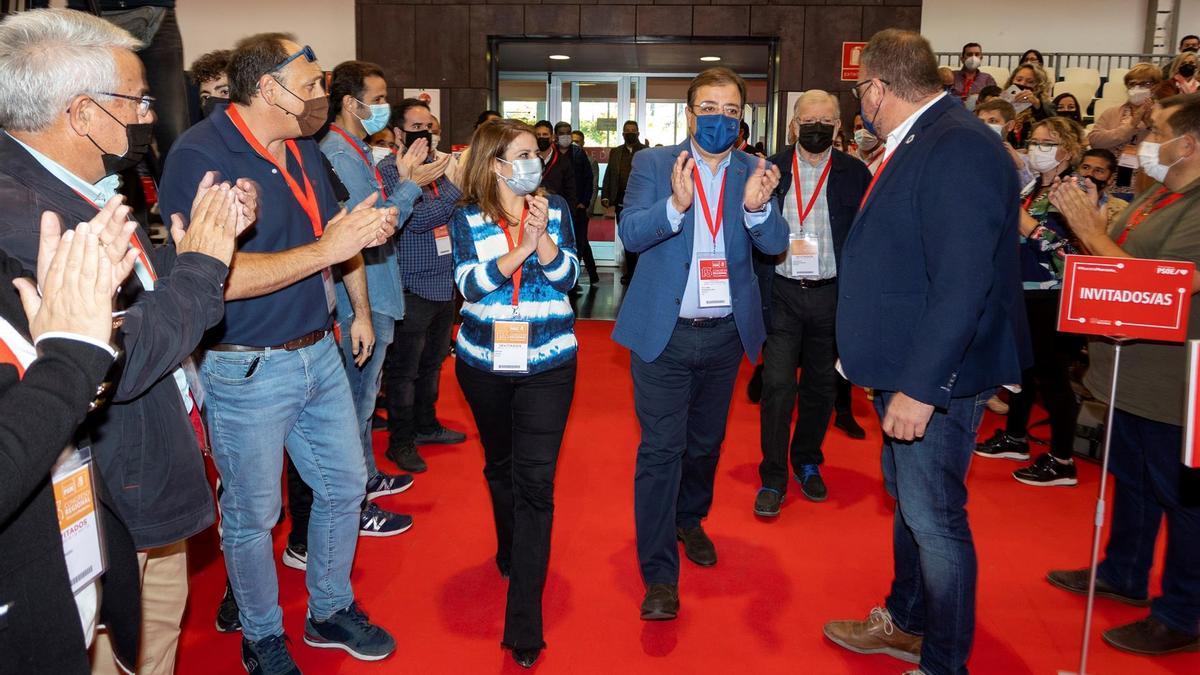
xmin=692 ymin=114 xmax=740 ymax=154
xmin=859 ymin=81 xmax=884 ymax=138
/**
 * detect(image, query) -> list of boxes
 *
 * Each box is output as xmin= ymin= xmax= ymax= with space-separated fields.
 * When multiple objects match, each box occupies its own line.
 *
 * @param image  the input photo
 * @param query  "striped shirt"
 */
xmin=451 ymin=195 xmax=579 ymax=375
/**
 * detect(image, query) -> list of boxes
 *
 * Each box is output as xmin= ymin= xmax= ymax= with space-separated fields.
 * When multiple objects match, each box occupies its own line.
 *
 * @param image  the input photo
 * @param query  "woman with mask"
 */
xmin=975 ymin=117 xmax=1086 ymax=489
xmin=1169 ymin=51 xmax=1199 ymax=94
xmin=1089 ymin=63 xmax=1163 ymax=200
xmin=1053 ymin=93 xmax=1082 ymax=123
xmin=850 ymin=113 xmax=886 ymax=174
xmin=449 ymin=118 xmax=579 ymax=670
xmin=1003 ymin=63 xmax=1055 ymax=147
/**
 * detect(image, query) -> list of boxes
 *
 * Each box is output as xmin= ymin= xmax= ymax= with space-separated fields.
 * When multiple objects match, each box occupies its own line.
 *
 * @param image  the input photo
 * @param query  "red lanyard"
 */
xmin=327 ymin=124 xmax=388 ymax=200
xmin=499 ymin=205 xmax=530 ymax=308
xmin=68 ymin=188 xmax=157 ymax=281
xmin=0 ymin=336 xmax=25 ymax=379
xmin=961 ymin=74 xmax=975 ymax=101
xmin=543 ymin=148 xmax=560 ymax=173
xmin=791 ymin=152 xmax=833 ymax=230
xmin=1115 ymin=187 xmax=1185 ymax=246
xmin=227 ymin=106 xmax=324 ymax=237
xmin=692 ymin=166 xmax=727 ymax=246
xmin=859 ymin=149 xmax=896 ymax=209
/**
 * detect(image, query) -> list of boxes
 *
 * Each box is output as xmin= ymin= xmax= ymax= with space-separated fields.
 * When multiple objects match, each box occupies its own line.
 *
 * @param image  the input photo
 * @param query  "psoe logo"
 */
xmin=1155 ymin=266 xmax=1188 ymax=276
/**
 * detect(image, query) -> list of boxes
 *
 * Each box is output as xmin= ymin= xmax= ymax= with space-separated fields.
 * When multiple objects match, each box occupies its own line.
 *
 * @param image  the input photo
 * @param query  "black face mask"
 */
xmin=201 ymin=96 xmax=228 ymax=118
xmin=536 ymin=136 xmax=551 ymax=152
xmin=796 ymin=122 xmax=835 ymax=154
xmin=87 ymin=98 xmax=153 ymax=176
xmin=623 ymin=132 xmax=639 ymax=146
xmin=1180 ymin=63 xmax=1198 ymax=78
xmin=1087 ymin=175 xmax=1109 ymax=192
xmin=403 ymin=129 xmax=432 ymax=150
xmin=1059 ymin=109 xmax=1081 ymax=122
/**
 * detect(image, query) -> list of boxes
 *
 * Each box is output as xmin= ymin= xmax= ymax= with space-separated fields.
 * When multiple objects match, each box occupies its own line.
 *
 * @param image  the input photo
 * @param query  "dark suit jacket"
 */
xmin=539 ymin=145 xmax=577 ymax=209
xmin=837 ymin=96 xmax=1030 ymax=408
xmin=567 ymin=144 xmax=594 ymax=208
xmin=0 ymin=250 xmax=142 ymax=675
xmin=601 ymin=142 xmax=645 ymax=207
xmin=612 ymin=141 xmax=789 ymax=363
xmin=754 ymin=147 xmax=872 ymax=331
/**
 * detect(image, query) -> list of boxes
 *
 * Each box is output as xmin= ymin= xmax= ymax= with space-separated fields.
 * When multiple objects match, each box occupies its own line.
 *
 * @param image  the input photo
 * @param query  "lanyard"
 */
xmin=499 ymin=205 xmax=530 ymax=309
xmin=68 ymin=188 xmax=157 ymax=283
xmin=1115 ymin=187 xmax=1184 ymax=246
xmin=327 ymin=124 xmax=388 ymax=200
xmin=692 ymin=165 xmax=727 ymax=246
xmin=961 ymin=74 xmax=975 ymax=101
xmin=227 ymin=106 xmax=324 ymax=237
xmin=791 ymin=152 xmax=833 ymax=230
xmin=543 ymin=147 xmax=560 ymax=173
xmin=859 ymin=149 xmax=896 ymax=209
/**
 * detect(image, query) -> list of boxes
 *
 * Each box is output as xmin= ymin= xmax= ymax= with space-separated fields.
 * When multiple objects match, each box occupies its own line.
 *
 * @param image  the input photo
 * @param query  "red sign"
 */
xmin=841 ymin=42 xmax=868 ymax=82
xmin=1186 ymin=340 xmax=1200 ymax=468
xmin=1057 ymin=255 xmax=1194 ymax=342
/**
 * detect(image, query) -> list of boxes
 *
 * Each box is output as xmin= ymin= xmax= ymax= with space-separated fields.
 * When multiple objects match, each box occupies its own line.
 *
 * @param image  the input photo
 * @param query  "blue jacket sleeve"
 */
xmin=325 ymin=145 xmax=420 ymax=234
xmin=617 ymin=149 xmax=685 ymax=253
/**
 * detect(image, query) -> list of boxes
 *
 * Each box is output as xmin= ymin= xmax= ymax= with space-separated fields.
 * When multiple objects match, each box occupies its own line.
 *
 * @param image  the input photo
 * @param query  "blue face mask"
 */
xmin=692 ymin=114 xmax=740 ymax=154
xmin=358 ymin=100 xmax=391 ymax=136
xmin=859 ymin=81 xmax=884 ymax=138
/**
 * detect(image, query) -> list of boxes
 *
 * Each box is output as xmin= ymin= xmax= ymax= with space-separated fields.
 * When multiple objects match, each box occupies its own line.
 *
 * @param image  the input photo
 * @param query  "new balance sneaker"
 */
xmin=303 ymin=602 xmax=396 ymax=661
xmin=385 ymin=440 xmax=427 ymax=473
xmin=242 ymin=634 xmax=300 ymax=675
xmin=281 ymin=543 xmax=307 ymax=572
xmin=1013 ymin=453 xmax=1078 ymax=487
xmin=973 ymin=429 xmax=1031 ymax=461
xmin=216 ymin=581 xmax=242 ymax=633
xmin=414 ymin=424 xmax=466 ymax=445
xmin=359 ymin=502 xmax=413 ymax=537
xmin=365 ymin=471 xmax=414 ymax=500
xmin=795 ymin=464 xmax=828 ymax=502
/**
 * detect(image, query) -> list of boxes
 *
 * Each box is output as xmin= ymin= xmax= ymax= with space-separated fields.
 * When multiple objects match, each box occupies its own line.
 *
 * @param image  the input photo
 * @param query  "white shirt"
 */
xmin=884 ymin=92 xmax=947 ymax=160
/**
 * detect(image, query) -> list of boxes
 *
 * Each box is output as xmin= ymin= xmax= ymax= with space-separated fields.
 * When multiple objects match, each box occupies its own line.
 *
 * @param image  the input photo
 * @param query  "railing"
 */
xmin=935 ymin=52 xmax=1175 ymax=80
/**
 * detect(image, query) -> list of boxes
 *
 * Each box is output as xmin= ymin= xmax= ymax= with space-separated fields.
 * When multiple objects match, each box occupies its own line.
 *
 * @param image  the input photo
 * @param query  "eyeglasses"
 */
xmin=1127 ymin=80 xmax=1156 ymax=88
xmin=850 ymin=79 xmax=889 ymax=100
xmin=690 ymin=102 xmax=743 ymax=118
xmin=273 ymin=45 xmax=317 ymax=72
xmin=797 ymin=117 xmax=838 ymax=126
xmin=96 ymin=91 xmax=155 ymax=116
xmin=1026 ymin=141 xmax=1060 ymax=151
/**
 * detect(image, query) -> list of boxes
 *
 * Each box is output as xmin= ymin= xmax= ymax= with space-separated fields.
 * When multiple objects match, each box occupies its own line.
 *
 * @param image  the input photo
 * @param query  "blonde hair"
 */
xmin=1005 ymin=63 xmax=1051 ymax=102
xmin=1124 ymin=62 xmax=1164 ymax=87
xmin=792 ymin=89 xmax=838 ymax=119
xmin=1031 ymin=116 xmax=1086 ymax=166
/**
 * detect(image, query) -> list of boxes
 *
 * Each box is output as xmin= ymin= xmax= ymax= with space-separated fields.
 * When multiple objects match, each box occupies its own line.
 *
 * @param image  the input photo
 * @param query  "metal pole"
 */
xmin=1077 ymin=339 xmax=1123 ymax=675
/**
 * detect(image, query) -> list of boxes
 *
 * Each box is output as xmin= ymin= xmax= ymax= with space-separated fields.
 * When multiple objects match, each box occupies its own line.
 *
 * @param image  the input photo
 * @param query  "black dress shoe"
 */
xmin=676 ymin=526 xmax=717 ymax=566
xmin=1046 ymin=568 xmax=1151 ymax=606
xmin=753 ymin=488 xmax=783 ymax=517
xmin=511 ymin=647 xmax=541 ymax=668
xmin=1102 ymin=616 xmax=1200 ymax=655
xmin=640 ymin=583 xmax=679 ymax=620
xmin=834 ymin=412 xmax=866 ymax=439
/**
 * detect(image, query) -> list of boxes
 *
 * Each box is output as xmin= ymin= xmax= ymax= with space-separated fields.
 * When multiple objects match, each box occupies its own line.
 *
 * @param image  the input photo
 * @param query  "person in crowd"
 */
xmin=975 ymin=98 xmax=1033 ymax=183
xmin=159 ymin=32 xmax=400 ymax=673
xmin=1182 ymin=34 xmax=1200 ymax=53
xmin=1021 ymin=49 xmax=1045 ymax=68
xmin=556 ymin=121 xmax=598 ymax=285
xmin=752 ymin=90 xmax=871 ymax=517
xmin=952 ymin=42 xmax=996 ymax=104
xmin=367 ymin=126 xmax=396 ymax=152
xmin=431 ymin=114 xmax=442 ymax=151
xmin=975 ymin=117 xmax=1086 ymax=488
xmin=832 ymin=128 xmax=848 ymax=153
xmin=977 ymin=84 xmax=1003 ymax=105
xmin=1045 ymin=92 xmax=1200 ymax=657
xmin=1168 ymin=51 xmax=1198 ymax=94
xmin=1004 ymin=63 xmax=1055 ymax=147
xmin=1054 ymin=93 xmax=1082 ymax=123
xmin=0 ymin=10 xmax=259 ymax=675
xmin=1076 ymin=147 xmax=1131 ymax=223
xmin=850 ymin=113 xmax=886 ymax=174
xmin=602 ymin=120 xmax=646 ymax=284
xmin=532 ymin=120 xmax=577 ymax=214
xmin=456 ymin=110 xmax=501 ymax=167
xmin=190 ymin=49 xmax=231 ymax=117
xmin=450 ymin=118 xmax=579 ymax=669
xmin=938 ymin=66 xmax=955 ymax=92
xmin=823 ymin=30 xmax=1027 ymax=675
xmin=323 ymin=60 xmax=446 ymax=534
xmin=571 ymin=129 xmax=600 ymax=222
xmin=1089 ymin=63 xmax=1162 ymax=200
xmin=377 ymin=98 xmax=464 ymax=475
xmin=613 ymin=66 xmax=787 ymax=621
xmin=737 ymin=121 xmax=753 ymax=152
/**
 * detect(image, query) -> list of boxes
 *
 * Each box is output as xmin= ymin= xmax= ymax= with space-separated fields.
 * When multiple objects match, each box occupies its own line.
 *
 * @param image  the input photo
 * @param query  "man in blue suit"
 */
xmin=821 ymin=30 xmax=1028 ymax=675
xmin=612 ymin=67 xmax=788 ymax=621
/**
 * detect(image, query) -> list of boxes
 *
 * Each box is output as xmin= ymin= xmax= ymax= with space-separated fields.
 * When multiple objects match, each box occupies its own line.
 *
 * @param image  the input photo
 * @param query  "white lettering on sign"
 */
xmin=1077 ymin=287 xmax=1177 ymax=306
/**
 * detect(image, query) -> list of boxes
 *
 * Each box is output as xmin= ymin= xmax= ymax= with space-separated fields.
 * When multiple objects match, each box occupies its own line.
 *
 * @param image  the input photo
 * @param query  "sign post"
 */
xmin=1185 ymin=340 xmax=1200 ymax=469
xmin=1056 ymin=254 xmax=1194 ymax=675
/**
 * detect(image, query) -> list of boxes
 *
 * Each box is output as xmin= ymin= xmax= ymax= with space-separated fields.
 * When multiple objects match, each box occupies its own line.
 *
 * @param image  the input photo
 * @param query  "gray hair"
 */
xmin=0 ymin=9 xmax=141 ymax=132
xmin=792 ymin=89 xmax=839 ymax=118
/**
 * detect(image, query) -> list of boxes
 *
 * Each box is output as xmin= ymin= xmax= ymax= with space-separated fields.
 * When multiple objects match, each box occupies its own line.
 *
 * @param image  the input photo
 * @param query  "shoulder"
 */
xmin=767 ymin=145 xmax=793 ymax=168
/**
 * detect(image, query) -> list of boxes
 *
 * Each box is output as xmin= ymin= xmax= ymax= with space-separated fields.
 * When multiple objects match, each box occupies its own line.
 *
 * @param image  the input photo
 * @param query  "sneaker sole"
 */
xmin=754 ymin=506 xmax=781 ymax=517
xmin=1045 ymin=574 xmax=1152 ymax=607
xmin=1013 ymin=475 xmax=1078 ymax=487
xmin=282 ymin=551 xmax=307 ymax=572
xmin=823 ymin=628 xmax=921 ymax=664
xmin=359 ymin=521 xmax=414 ymax=537
xmin=303 ymin=634 xmax=394 ymax=661
xmin=366 ymin=479 xmax=415 ymax=501
xmin=973 ymin=449 xmax=1030 ymax=461
xmin=413 ymin=437 xmax=464 ymax=446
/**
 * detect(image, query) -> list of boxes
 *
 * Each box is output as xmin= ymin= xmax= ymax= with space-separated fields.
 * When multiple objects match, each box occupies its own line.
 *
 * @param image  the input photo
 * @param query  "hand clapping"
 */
xmin=743 ymin=157 xmax=781 ymax=212
xmin=13 ymin=221 xmax=116 ymax=344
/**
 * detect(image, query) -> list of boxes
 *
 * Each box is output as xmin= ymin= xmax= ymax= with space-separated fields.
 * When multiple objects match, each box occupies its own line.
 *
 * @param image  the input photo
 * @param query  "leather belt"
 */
xmin=210 ymin=329 xmax=329 ymax=353
xmin=780 ymin=276 xmax=837 ymax=289
xmin=677 ymin=314 xmax=735 ymax=328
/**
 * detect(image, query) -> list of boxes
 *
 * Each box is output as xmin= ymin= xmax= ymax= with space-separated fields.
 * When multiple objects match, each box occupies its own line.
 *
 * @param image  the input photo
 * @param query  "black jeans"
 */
xmin=384 ymin=292 xmax=455 ymax=447
xmin=759 ymin=278 xmax=838 ymax=491
xmin=456 ymin=358 xmax=577 ymax=650
xmin=1007 ymin=290 xmax=1082 ymax=459
xmin=573 ymin=206 xmax=598 ymax=282
xmin=632 ymin=318 xmax=743 ymax=585
xmin=286 ymin=457 xmax=314 ymax=548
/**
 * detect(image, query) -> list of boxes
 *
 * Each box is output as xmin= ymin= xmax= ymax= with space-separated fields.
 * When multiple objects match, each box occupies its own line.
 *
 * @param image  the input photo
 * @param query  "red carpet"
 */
xmin=176 ymin=320 xmax=1198 ymax=674
xmin=587 ymin=216 xmax=615 ymax=242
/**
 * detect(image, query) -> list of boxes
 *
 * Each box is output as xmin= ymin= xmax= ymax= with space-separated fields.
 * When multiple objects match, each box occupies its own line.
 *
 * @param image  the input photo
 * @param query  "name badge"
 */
xmin=789 ymin=233 xmax=821 ymax=278
xmin=53 ymin=447 xmax=105 ymax=594
xmin=1118 ymin=146 xmax=1140 ymax=169
xmin=434 ymin=225 xmax=452 ymax=256
xmin=322 ymin=267 xmax=336 ymax=314
xmin=697 ymin=254 xmax=732 ymax=308
xmin=493 ymin=320 xmax=530 ymax=373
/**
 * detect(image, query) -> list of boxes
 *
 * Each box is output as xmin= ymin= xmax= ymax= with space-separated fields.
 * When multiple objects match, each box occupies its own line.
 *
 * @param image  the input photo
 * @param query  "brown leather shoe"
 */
xmin=1102 ymin=616 xmax=1200 ymax=655
xmin=823 ymin=606 xmax=922 ymax=664
xmin=1046 ymin=568 xmax=1151 ymax=607
xmin=676 ymin=526 xmax=716 ymax=566
xmin=640 ymin=583 xmax=679 ymax=621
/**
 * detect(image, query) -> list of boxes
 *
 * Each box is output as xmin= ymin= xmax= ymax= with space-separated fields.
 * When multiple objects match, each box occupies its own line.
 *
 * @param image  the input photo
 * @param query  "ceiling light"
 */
xmin=700 ymin=56 xmax=721 ymax=62
xmin=549 ymin=54 xmax=570 ymax=61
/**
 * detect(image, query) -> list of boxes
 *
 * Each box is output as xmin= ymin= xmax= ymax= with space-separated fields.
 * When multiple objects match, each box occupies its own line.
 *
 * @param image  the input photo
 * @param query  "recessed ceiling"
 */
xmin=498 ymin=41 xmax=770 ymax=76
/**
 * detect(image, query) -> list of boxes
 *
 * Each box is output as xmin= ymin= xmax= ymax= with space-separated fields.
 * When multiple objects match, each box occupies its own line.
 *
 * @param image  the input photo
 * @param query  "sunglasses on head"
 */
xmin=273 ymin=45 xmax=317 ymax=72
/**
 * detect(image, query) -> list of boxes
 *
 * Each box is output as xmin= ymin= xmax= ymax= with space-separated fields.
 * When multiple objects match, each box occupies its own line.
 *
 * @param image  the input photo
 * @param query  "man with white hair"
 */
xmin=0 ymin=8 xmax=254 ymax=675
xmin=753 ymin=90 xmax=871 ymax=517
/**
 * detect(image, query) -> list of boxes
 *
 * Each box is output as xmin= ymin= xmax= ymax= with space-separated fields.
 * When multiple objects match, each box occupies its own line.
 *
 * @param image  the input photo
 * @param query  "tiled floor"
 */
xmin=569 ymin=267 xmax=625 ymax=321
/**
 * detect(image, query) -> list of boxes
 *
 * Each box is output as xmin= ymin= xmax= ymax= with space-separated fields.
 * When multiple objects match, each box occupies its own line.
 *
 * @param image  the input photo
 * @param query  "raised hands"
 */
xmin=670 ymin=151 xmax=696 ymax=214
xmin=171 ymin=182 xmax=244 ymax=267
xmin=13 ymin=221 xmax=116 ymax=344
xmin=1048 ymin=178 xmax=1108 ymax=246
xmin=320 ymin=192 xmax=398 ymax=264
xmin=395 ymin=135 xmax=428 ymax=181
xmin=521 ymin=193 xmax=550 ymax=250
xmin=412 ymin=152 xmax=453 ymax=188
xmin=53 ymin=196 xmax=139 ymax=289
xmin=743 ymin=157 xmax=781 ymax=212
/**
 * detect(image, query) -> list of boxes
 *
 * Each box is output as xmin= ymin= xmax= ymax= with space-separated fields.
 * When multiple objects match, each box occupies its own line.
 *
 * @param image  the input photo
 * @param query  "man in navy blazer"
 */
xmin=612 ymin=67 xmax=788 ymax=621
xmin=822 ymin=30 xmax=1028 ymax=675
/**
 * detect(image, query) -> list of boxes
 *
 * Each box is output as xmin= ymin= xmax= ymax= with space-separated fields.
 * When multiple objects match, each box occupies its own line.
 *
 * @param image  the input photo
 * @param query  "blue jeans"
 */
xmin=337 ymin=311 xmax=396 ymax=479
xmin=202 ymin=334 xmax=367 ymax=641
xmin=876 ymin=390 xmax=988 ymax=675
xmin=1098 ymin=409 xmax=1200 ymax=636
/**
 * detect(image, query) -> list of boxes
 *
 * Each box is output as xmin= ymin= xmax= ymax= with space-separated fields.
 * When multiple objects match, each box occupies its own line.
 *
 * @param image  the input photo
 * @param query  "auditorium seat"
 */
xmin=1061 ymin=67 xmax=1101 ymax=92
xmin=981 ymin=65 xmax=1011 ymax=85
xmin=1054 ymin=80 xmax=1096 ymax=110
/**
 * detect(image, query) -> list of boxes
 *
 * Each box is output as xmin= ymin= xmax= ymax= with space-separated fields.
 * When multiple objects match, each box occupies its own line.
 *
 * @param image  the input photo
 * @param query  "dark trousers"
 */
xmin=1007 ymin=290 xmax=1082 ymax=459
xmin=573 ymin=206 xmax=598 ymax=282
xmin=759 ymin=278 xmax=838 ymax=491
xmin=134 ymin=8 xmax=188 ymax=161
xmin=878 ymin=390 xmax=988 ymax=675
xmin=632 ymin=319 xmax=743 ymax=585
xmin=456 ymin=358 xmax=577 ymax=649
xmin=835 ymin=373 xmax=854 ymax=416
xmin=286 ymin=457 xmax=314 ymax=548
xmin=1098 ymin=410 xmax=1200 ymax=636
xmin=384 ymin=292 xmax=455 ymax=447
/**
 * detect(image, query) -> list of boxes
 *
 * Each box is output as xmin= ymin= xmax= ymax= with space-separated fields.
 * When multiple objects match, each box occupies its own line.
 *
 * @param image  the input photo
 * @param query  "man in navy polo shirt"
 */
xmin=160 ymin=33 xmax=398 ymax=674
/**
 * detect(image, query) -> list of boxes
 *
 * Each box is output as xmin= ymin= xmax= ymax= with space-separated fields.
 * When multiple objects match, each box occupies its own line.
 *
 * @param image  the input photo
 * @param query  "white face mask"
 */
xmin=964 ymin=56 xmax=982 ymax=71
xmin=430 ymin=134 xmax=441 ymax=150
xmin=1127 ymin=87 xmax=1152 ymax=105
xmin=1027 ymin=145 xmax=1061 ymax=173
xmin=1137 ymin=137 xmax=1185 ymax=183
xmin=557 ymin=134 xmax=572 ymax=148
xmin=370 ymin=146 xmax=393 ymax=165
xmin=853 ymin=128 xmax=878 ymax=150
xmin=987 ymin=123 xmax=1005 ymax=138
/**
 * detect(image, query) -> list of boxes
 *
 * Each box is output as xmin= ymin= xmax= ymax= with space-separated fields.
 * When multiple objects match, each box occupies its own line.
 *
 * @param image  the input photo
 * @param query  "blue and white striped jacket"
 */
xmin=451 ymin=194 xmax=579 ymax=375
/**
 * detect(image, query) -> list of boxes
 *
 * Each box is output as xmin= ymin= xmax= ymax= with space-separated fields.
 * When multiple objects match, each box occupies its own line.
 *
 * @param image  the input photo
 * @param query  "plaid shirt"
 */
xmin=379 ymin=157 xmax=462 ymax=302
xmin=777 ymin=151 xmax=836 ymax=280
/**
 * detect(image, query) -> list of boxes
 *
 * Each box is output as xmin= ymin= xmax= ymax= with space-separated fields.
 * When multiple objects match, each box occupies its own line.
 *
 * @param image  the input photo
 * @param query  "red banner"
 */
xmin=1057 ymin=255 xmax=1194 ymax=342
xmin=1187 ymin=340 xmax=1200 ymax=469
xmin=841 ymin=42 xmax=868 ymax=82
